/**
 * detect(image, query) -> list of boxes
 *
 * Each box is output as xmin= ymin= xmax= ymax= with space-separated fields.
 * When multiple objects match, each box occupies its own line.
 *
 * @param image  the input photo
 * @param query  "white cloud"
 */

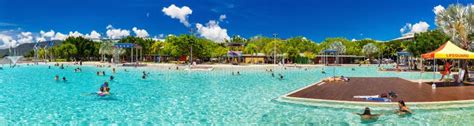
xmin=0 ymin=34 xmax=18 ymax=49
xmin=162 ymin=4 xmax=193 ymax=27
xmin=17 ymin=32 xmax=34 ymax=44
xmin=40 ymin=30 xmax=55 ymax=38
xmin=37 ymin=30 xmax=69 ymax=41
xmin=106 ymin=24 xmax=114 ymax=29
xmin=106 ymin=25 xmax=130 ymax=39
xmin=400 ymin=21 xmax=430 ymax=36
xmin=219 ymin=14 xmax=226 ymax=21
xmin=433 ymin=5 xmax=445 ymax=15
xmin=132 ymin=27 xmax=149 ymax=38
xmin=36 ymin=37 xmax=46 ymax=42
xmin=351 ymin=38 xmax=357 ymax=42
xmin=85 ymin=30 xmax=101 ymax=40
xmin=152 ymin=36 xmax=165 ymax=42
xmin=52 ymin=32 xmax=68 ymax=41
xmin=68 ymin=31 xmax=84 ymax=37
xmin=196 ymin=20 xmax=230 ymax=43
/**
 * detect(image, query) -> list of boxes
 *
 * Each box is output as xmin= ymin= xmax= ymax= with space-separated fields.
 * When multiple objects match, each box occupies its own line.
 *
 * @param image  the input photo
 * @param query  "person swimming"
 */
xmin=237 ymin=71 xmax=240 ymax=75
xmin=271 ymin=72 xmax=275 ymax=77
xmin=98 ymin=82 xmax=110 ymax=96
xmin=352 ymin=68 xmax=355 ymax=71
xmin=396 ymin=100 xmax=412 ymax=115
xmin=112 ymin=68 xmax=116 ymax=74
xmin=62 ymin=77 xmax=67 ymax=82
xmin=110 ymin=76 xmax=114 ymax=81
xmin=279 ymin=74 xmax=284 ymax=80
xmin=55 ymin=75 xmax=59 ymax=81
xmin=102 ymin=71 xmax=106 ymax=76
xmin=142 ymin=75 xmax=147 ymax=79
xmin=357 ymin=107 xmax=381 ymax=120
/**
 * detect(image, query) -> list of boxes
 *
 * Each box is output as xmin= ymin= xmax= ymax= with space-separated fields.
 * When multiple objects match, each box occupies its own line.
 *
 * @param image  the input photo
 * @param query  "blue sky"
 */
xmin=0 ymin=0 xmax=471 ymax=44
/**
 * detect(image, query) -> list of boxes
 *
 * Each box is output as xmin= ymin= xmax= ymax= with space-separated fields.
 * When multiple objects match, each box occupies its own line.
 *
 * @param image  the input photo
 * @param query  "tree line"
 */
xmin=24 ymin=29 xmax=450 ymax=64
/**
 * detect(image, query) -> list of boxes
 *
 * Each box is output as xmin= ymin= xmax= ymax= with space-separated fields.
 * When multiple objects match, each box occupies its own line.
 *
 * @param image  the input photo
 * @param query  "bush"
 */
xmin=54 ymin=59 xmax=67 ymax=62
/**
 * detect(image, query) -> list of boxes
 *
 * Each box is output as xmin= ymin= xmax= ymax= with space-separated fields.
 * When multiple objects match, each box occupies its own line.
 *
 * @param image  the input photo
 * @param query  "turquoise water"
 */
xmin=2 ymin=64 xmax=472 ymax=125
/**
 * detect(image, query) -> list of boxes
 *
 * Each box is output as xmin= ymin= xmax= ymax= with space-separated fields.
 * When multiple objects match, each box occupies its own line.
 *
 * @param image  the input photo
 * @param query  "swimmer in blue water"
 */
xmin=110 ymin=76 xmax=114 ymax=81
xmin=98 ymin=82 xmax=110 ymax=96
xmin=356 ymin=107 xmax=380 ymax=121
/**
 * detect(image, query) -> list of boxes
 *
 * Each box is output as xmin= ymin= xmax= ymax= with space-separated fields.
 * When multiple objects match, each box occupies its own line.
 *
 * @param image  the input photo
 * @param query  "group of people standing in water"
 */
xmin=357 ymin=100 xmax=412 ymax=121
xmin=266 ymin=68 xmax=285 ymax=80
xmin=50 ymin=63 xmax=117 ymax=97
xmin=54 ymin=74 xmax=67 ymax=82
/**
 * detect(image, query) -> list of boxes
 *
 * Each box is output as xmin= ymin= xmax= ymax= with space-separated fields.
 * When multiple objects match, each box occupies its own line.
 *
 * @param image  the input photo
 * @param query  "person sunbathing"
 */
xmin=341 ymin=76 xmax=350 ymax=82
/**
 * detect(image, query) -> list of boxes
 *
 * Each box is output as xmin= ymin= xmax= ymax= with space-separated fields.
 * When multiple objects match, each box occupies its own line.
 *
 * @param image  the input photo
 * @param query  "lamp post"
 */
xmin=189 ymin=28 xmax=195 ymax=66
xmin=34 ymin=41 xmax=39 ymax=65
xmin=273 ymin=33 xmax=278 ymax=64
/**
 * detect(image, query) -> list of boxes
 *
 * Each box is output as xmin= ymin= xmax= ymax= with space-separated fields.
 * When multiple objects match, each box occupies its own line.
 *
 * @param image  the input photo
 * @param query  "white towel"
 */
xmin=353 ymin=95 xmax=380 ymax=99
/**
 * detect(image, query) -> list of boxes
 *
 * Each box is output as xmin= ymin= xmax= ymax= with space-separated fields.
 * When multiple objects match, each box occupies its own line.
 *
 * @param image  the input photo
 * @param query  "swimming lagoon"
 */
xmin=3 ymin=64 xmax=473 ymax=125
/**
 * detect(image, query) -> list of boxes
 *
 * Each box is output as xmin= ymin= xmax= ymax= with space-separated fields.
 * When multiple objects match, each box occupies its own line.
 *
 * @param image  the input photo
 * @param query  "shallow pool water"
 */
xmin=3 ymin=64 xmax=472 ymax=125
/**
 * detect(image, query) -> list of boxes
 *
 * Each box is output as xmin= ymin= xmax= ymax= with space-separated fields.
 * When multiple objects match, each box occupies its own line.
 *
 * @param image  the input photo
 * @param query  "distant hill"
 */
xmin=0 ymin=40 xmax=63 ymax=57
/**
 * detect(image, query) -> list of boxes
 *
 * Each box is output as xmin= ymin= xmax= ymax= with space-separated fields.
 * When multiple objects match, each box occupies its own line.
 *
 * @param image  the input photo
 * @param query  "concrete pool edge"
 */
xmin=279 ymin=80 xmax=474 ymax=110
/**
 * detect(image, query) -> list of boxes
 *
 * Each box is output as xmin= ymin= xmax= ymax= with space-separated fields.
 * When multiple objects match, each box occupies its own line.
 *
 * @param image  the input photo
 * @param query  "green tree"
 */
xmin=382 ymin=40 xmax=405 ymax=58
xmin=319 ymin=37 xmax=352 ymax=54
xmin=286 ymin=47 xmax=300 ymax=63
xmin=56 ymin=43 xmax=78 ymax=61
xmin=435 ymin=4 xmax=474 ymax=49
xmin=244 ymin=43 xmax=258 ymax=63
xmin=329 ymin=41 xmax=346 ymax=54
xmin=62 ymin=36 xmax=98 ymax=60
xmin=362 ymin=43 xmax=378 ymax=63
xmin=150 ymin=41 xmax=164 ymax=54
xmin=406 ymin=30 xmax=450 ymax=56
xmin=98 ymin=41 xmax=114 ymax=62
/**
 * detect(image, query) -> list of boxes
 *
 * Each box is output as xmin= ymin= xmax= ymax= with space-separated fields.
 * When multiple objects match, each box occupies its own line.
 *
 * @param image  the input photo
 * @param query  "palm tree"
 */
xmin=99 ymin=41 xmax=114 ymax=62
xmin=149 ymin=41 xmax=164 ymax=62
xmin=330 ymin=41 xmax=346 ymax=54
xmin=435 ymin=4 xmax=474 ymax=80
xmin=435 ymin=4 xmax=474 ymax=49
xmin=150 ymin=41 xmax=163 ymax=54
xmin=244 ymin=43 xmax=258 ymax=63
xmin=362 ymin=43 xmax=378 ymax=63
xmin=303 ymin=51 xmax=315 ymax=64
xmin=330 ymin=41 xmax=346 ymax=64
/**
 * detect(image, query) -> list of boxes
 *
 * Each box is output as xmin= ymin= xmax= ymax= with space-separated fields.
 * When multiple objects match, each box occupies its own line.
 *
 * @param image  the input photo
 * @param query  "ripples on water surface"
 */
xmin=3 ymin=64 xmax=472 ymax=125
